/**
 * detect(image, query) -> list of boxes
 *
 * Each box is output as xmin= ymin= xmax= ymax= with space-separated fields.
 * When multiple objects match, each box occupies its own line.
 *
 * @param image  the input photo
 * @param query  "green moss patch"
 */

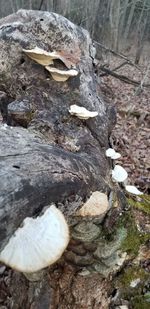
xmin=131 ymin=295 xmax=150 ymax=309
xmin=117 ymin=266 xmax=149 ymax=288
xmin=116 ymin=210 xmax=149 ymax=256
xmin=115 ymin=266 xmax=150 ymax=309
xmin=127 ymin=194 xmax=150 ymax=215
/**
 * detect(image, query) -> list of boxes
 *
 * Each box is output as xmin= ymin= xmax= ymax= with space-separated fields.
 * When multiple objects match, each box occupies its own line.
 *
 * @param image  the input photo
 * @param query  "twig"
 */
xmin=140 ymin=62 xmax=150 ymax=88
xmin=135 ymin=62 xmax=150 ymax=94
xmin=99 ymin=61 xmax=128 ymax=77
xmin=99 ymin=67 xmax=150 ymax=87
xmin=94 ymin=40 xmax=140 ymax=70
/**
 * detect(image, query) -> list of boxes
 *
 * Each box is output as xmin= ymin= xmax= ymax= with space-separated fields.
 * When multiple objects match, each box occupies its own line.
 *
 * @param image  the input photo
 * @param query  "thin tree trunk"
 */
xmin=9 ymin=0 xmax=16 ymax=13
xmin=135 ymin=9 xmax=148 ymax=64
xmin=124 ymin=0 xmax=137 ymax=40
xmin=109 ymin=0 xmax=120 ymax=50
xmin=29 ymin=0 xmax=32 ymax=10
xmin=119 ymin=0 xmax=129 ymax=50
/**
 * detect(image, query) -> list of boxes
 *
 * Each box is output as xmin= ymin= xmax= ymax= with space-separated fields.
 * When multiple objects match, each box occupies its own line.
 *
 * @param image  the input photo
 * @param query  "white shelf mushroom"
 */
xmin=69 ymin=104 xmax=98 ymax=120
xmin=23 ymin=47 xmax=75 ymax=68
xmin=77 ymin=191 xmax=109 ymax=217
xmin=106 ymin=148 xmax=121 ymax=160
xmin=112 ymin=165 xmax=128 ymax=182
xmin=45 ymin=66 xmax=78 ymax=81
xmin=125 ymin=185 xmax=143 ymax=195
xmin=0 ymin=205 xmax=69 ymax=273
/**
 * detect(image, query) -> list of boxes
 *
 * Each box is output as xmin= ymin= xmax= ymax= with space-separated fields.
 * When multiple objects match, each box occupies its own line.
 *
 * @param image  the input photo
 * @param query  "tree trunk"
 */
xmin=124 ymin=0 xmax=137 ymax=40
xmin=118 ymin=0 xmax=129 ymax=50
xmin=134 ymin=0 xmax=147 ymax=64
xmin=109 ymin=0 xmax=120 ymax=50
xmin=0 ymin=9 xmax=117 ymax=309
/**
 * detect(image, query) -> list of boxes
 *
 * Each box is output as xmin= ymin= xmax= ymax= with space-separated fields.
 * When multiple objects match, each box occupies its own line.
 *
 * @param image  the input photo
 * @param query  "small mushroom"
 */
xmin=125 ymin=185 xmax=143 ymax=195
xmin=45 ymin=66 xmax=78 ymax=81
xmin=0 ymin=205 xmax=69 ymax=273
xmin=23 ymin=47 xmax=54 ymax=65
xmin=23 ymin=47 xmax=76 ymax=68
xmin=112 ymin=165 xmax=128 ymax=182
xmin=106 ymin=148 xmax=121 ymax=159
xmin=69 ymin=104 xmax=98 ymax=120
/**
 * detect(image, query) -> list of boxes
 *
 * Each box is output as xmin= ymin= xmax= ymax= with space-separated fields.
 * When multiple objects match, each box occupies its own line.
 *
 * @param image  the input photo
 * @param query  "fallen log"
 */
xmin=1 ymin=10 xmax=148 ymax=309
xmin=0 ymin=9 xmax=117 ymax=308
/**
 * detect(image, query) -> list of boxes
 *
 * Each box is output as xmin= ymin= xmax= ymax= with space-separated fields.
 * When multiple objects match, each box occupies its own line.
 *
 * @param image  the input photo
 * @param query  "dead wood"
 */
xmin=94 ymin=40 xmax=141 ymax=69
xmin=99 ymin=66 xmax=150 ymax=87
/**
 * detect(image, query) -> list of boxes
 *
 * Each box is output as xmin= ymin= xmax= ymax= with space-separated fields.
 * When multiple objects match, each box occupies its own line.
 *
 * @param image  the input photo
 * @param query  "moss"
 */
xmin=117 ymin=211 xmax=149 ymax=256
xmin=115 ymin=266 xmax=150 ymax=309
xmin=26 ymin=110 xmax=35 ymax=122
xmin=127 ymin=194 xmax=150 ymax=215
xmin=117 ymin=266 xmax=149 ymax=288
xmin=131 ymin=295 xmax=150 ymax=309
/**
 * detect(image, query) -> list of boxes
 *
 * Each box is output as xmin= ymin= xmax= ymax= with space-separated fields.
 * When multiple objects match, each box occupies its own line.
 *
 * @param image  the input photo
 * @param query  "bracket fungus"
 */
xmin=125 ymin=185 xmax=143 ymax=195
xmin=69 ymin=104 xmax=98 ymax=120
xmin=0 ymin=205 xmax=69 ymax=273
xmin=112 ymin=165 xmax=128 ymax=183
xmin=106 ymin=148 xmax=121 ymax=160
xmin=77 ymin=191 xmax=109 ymax=217
xmin=45 ymin=66 xmax=78 ymax=81
xmin=23 ymin=47 xmax=76 ymax=68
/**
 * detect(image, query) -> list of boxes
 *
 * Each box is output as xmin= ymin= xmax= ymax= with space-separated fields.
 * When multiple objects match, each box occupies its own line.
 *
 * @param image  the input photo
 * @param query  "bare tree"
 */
xmin=109 ymin=0 xmax=120 ymax=50
xmin=124 ymin=0 xmax=137 ymax=40
xmin=119 ymin=0 xmax=129 ymax=49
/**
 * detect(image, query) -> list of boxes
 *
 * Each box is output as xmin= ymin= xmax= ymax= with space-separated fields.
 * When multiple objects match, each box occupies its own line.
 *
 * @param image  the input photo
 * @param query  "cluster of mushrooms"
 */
xmin=23 ymin=46 xmax=78 ymax=81
xmin=0 ymin=46 xmax=143 ymax=278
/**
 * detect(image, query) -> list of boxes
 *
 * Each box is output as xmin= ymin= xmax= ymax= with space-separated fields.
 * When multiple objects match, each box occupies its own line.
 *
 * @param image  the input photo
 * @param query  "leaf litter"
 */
xmin=99 ymin=59 xmax=150 ymax=194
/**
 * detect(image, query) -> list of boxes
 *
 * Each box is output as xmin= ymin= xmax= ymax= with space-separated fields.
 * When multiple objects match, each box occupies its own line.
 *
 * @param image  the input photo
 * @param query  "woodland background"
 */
xmin=0 ymin=0 xmax=149 ymax=191
xmin=0 ymin=0 xmax=150 ymax=62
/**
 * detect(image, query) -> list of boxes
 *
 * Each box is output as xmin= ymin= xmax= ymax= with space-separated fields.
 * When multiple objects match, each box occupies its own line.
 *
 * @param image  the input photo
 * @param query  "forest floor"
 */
xmin=99 ymin=57 xmax=150 ymax=194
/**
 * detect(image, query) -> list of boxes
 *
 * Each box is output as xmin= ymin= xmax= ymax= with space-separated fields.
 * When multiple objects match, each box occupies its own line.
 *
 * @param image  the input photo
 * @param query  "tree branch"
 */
xmin=94 ymin=40 xmax=140 ymax=70
xmin=99 ymin=61 xmax=129 ymax=77
xmin=99 ymin=66 xmax=150 ymax=87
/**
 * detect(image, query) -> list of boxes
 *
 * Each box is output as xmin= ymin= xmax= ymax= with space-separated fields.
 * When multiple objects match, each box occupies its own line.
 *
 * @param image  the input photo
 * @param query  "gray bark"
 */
xmin=0 ymin=9 xmax=115 ymax=252
xmin=124 ymin=0 xmax=137 ymax=40
xmin=0 ymin=10 xmax=118 ymax=309
xmin=109 ymin=0 xmax=120 ymax=50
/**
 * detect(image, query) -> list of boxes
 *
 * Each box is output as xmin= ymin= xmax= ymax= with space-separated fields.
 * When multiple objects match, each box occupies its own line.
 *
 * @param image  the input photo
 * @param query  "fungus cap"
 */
xmin=106 ymin=148 xmax=121 ymax=159
xmin=125 ymin=185 xmax=143 ymax=195
xmin=69 ymin=104 xmax=98 ymax=120
xmin=23 ymin=47 xmax=75 ymax=68
xmin=0 ymin=205 xmax=69 ymax=273
xmin=112 ymin=165 xmax=128 ymax=182
xmin=45 ymin=66 xmax=78 ymax=81
xmin=77 ymin=191 xmax=109 ymax=217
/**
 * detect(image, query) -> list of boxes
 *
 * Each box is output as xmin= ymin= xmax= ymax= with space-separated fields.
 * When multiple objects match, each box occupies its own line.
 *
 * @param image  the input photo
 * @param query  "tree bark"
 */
xmin=124 ymin=0 xmax=137 ymax=40
xmin=0 ymin=9 xmax=118 ymax=309
xmin=109 ymin=0 xmax=120 ymax=50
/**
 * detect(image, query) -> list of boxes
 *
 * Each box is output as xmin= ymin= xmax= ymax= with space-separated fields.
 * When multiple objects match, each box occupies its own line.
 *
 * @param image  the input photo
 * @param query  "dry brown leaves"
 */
xmin=100 ymin=59 xmax=150 ymax=194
